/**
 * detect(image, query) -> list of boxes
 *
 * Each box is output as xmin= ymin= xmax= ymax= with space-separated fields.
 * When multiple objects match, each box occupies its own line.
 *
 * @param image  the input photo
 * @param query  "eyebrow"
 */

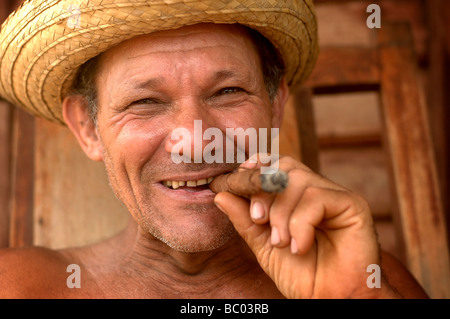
xmin=129 ymin=69 xmax=249 ymax=91
xmin=213 ymin=70 xmax=247 ymax=82
xmin=131 ymin=77 xmax=165 ymax=90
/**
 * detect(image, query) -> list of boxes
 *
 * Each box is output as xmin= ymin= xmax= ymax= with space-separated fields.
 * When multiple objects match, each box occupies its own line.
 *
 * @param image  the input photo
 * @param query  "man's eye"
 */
xmin=215 ymin=87 xmax=245 ymax=96
xmin=132 ymin=98 xmax=160 ymax=105
xmin=123 ymin=98 xmax=169 ymax=116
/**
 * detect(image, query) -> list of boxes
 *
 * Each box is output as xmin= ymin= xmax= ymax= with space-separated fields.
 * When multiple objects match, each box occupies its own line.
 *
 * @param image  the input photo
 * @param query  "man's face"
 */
xmin=93 ymin=24 xmax=278 ymax=252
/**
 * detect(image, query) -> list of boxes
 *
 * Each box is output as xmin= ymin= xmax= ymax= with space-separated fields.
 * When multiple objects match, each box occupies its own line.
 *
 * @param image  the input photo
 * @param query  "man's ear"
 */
xmin=271 ymin=77 xmax=290 ymax=129
xmin=62 ymin=95 xmax=103 ymax=161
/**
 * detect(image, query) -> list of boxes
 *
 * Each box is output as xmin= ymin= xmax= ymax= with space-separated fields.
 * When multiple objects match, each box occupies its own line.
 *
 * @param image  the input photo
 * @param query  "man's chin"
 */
xmin=134 ymin=188 xmax=238 ymax=252
xmin=159 ymin=228 xmax=238 ymax=253
xmin=145 ymin=218 xmax=238 ymax=253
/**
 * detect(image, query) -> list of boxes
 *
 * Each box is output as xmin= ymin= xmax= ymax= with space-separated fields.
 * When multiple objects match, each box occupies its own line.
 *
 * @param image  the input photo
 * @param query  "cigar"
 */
xmin=209 ymin=168 xmax=289 ymax=196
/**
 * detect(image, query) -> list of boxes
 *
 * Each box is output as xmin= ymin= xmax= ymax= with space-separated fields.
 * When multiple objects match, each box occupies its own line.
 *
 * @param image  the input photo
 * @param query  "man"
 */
xmin=0 ymin=0 xmax=428 ymax=298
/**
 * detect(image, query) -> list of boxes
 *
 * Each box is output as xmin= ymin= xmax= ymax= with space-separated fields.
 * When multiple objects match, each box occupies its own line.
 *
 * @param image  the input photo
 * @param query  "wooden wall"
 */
xmin=33 ymin=119 xmax=129 ymax=249
xmin=309 ymin=0 xmax=450 ymax=298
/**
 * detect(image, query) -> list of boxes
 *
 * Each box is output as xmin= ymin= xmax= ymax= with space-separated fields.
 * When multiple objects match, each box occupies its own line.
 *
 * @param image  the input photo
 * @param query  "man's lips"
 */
xmin=158 ymin=168 xmax=235 ymax=191
xmin=154 ymin=169 xmax=236 ymax=203
xmin=161 ymin=176 xmax=214 ymax=190
xmin=155 ymin=178 xmax=216 ymax=201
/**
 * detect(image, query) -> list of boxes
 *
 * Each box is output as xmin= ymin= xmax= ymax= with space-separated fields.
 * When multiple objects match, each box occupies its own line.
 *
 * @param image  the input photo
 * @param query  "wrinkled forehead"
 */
xmin=96 ymin=23 xmax=259 ymax=74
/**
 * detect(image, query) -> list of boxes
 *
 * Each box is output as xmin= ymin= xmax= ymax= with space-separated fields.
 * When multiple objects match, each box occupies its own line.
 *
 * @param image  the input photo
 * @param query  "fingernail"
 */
xmin=251 ymin=202 xmax=265 ymax=220
xmin=290 ymin=238 xmax=298 ymax=254
xmin=271 ymin=226 xmax=280 ymax=246
xmin=214 ymin=199 xmax=224 ymax=212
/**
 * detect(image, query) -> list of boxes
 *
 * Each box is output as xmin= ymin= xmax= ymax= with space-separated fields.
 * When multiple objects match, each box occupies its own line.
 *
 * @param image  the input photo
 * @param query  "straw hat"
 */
xmin=0 ymin=0 xmax=318 ymax=124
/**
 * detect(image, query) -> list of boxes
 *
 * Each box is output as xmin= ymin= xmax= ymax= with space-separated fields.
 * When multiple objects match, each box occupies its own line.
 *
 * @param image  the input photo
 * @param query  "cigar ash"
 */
xmin=260 ymin=171 xmax=289 ymax=193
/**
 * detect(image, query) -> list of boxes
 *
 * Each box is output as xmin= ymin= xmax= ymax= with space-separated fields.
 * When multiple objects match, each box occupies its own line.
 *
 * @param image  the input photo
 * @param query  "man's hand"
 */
xmin=214 ymin=155 xmax=399 ymax=298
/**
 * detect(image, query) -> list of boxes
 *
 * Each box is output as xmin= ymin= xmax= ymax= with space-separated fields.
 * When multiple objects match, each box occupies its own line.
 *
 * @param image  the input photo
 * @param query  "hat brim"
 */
xmin=0 ymin=0 xmax=318 ymax=124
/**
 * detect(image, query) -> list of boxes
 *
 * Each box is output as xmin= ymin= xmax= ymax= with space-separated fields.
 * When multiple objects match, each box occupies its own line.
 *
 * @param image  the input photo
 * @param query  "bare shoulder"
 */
xmin=0 ymin=246 xmax=86 ymax=298
xmin=380 ymin=250 xmax=429 ymax=298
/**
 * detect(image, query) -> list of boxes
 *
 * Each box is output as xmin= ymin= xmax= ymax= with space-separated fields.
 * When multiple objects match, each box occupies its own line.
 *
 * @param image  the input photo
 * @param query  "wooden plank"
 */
xmin=443 ymin=0 xmax=450 ymax=247
xmin=378 ymin=0 xmax=428 ymax=60
xmin=306 ymin=47 xmax=380 ymax=90
xmin=314 ymin=1 xmax=373 ymax=48
xmin=319 ymin=147 xmax=392 ymax=219
xmin=292 ymin=87 xmax=320 ymax=172
xmin=279 ymin=95 xmax=301 ymax=162
xmin=33 ymin=118 xmax=128 ymax=249
xmin=378 ymin=22 xmax=450 ymax=298
xmin=0 ymin=101 xmax=12 ymax=247
xmin=318 ymin=135 xmax=381 ymax=149
xmin=313 ymin=91 xmax=382 ymax=146
xmin=9 ymin=108 xmax=35 ymax=248
xmin=314 ymin=0 xmax=427 ymax=59
xmin=1 ymin=0 xmax=26 ymax=248
xmin=425 ymin=0 xmax=450 ymax=241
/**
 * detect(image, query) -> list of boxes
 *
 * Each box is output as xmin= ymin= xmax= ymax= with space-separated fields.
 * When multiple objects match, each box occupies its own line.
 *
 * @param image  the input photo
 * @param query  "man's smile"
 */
xmin=155 ymin=171 xmax=216 ymax=200
xmin=161 ymin=176 xmax=214 ymax=189
xmin=154 ymin=169 xmax=236 ymax=202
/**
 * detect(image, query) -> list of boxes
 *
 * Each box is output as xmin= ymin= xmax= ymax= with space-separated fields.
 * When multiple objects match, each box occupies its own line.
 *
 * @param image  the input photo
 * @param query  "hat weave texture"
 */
xmin=0 ymin=0 xmax=318 ymax=124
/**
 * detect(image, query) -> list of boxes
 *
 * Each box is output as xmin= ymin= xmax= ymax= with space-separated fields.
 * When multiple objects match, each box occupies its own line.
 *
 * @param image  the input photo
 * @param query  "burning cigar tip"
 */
xmin=260 ymin=170 xmax=289 ymax=193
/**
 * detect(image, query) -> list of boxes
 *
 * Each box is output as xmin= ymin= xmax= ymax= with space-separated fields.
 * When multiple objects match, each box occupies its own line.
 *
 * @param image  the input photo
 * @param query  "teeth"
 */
xmin=186 ymin=180 xmax=197 ymax=187
xmin=162 ymin=177 xmax=214 ymax=189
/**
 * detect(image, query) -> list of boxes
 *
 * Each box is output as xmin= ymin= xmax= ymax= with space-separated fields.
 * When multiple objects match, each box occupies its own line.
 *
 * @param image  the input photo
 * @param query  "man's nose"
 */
xmin=164 ymin=106 xmax=219 ymax=163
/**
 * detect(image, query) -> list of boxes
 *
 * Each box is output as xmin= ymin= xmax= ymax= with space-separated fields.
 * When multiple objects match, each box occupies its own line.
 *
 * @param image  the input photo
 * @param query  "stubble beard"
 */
xmin=100 ymin=144 xmax=238 ymax=253
xmin=139 ymin=205 xmax=238 ymax=253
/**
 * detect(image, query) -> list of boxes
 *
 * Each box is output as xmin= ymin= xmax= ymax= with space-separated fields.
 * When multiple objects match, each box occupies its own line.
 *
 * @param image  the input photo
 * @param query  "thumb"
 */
xmin=214 ymin=192 xmax=269 ymax=251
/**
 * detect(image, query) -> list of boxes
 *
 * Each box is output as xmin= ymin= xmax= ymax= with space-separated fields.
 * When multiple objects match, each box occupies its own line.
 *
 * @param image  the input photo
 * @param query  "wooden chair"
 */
xmin=292 ymin=22 xmax=450 ymax=298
